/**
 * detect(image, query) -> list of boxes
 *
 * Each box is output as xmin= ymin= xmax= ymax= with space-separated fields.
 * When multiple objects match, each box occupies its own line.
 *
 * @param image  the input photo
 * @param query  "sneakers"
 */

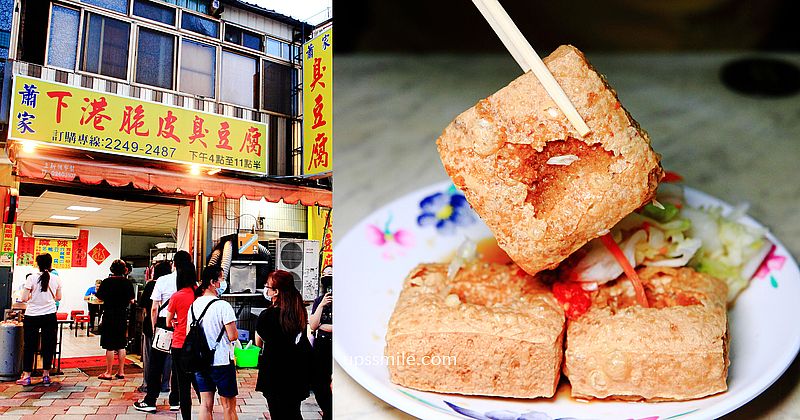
xmin=15 ymin=377 xmax=31 ymax=386
xmin=42 ymin=376 xmax=51 ymax=386
xmin=170 ymin=405 xmax=180 ymax=411
xmin=132 ymin=401 xmax=156 ymax=413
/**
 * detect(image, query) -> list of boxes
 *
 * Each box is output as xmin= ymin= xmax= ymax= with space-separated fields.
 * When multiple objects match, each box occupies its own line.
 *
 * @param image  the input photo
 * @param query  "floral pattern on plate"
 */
xmin=754 ymin=245 xmax=786 ymax=288
xmin=417 ymin=185 xmax=477 ymax=235
xmin=366 ymin=213 xmax=415 ymax=260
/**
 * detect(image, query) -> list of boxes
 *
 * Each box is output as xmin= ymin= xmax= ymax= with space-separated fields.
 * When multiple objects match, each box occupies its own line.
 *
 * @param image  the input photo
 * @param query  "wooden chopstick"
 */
xmin=471 ymin=0 xmax=592 ymax=137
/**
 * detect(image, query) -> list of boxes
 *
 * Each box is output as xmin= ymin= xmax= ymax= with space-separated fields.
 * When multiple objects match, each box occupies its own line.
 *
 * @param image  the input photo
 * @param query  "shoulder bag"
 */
xmin=152 ymin=299 xmax=173 ymax=352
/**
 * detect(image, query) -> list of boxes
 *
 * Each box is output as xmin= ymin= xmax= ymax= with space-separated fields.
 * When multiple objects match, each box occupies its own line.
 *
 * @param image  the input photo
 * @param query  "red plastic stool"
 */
xmin=69 ymin=310 xmax=85 ymax=329
xmin=74 ymin=314 xmax=90 ymax=336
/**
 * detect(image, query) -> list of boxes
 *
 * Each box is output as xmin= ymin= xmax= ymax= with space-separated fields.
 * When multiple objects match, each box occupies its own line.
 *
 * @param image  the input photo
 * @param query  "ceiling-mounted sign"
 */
xmin=9 ymin=75 xmax=268 ymax=174
xmin=302 ymin=28 xmax=332 ymax=176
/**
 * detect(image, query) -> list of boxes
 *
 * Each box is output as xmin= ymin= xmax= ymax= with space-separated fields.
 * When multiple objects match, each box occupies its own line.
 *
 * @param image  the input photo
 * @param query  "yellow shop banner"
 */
xmin=303 ymin=28 xmax=332 ymax=176
xmin=308 ymin=206 xmax=332 ymax=271
xmin=9 ymin=76 xmax=268 ymax=174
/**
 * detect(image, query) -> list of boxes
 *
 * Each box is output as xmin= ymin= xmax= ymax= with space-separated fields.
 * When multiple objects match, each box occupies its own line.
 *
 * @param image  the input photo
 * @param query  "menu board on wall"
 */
xmin=16 ymin=227 xmax=89 ymax=268
xmin=36 ymin=239 xmax=72 ymax=269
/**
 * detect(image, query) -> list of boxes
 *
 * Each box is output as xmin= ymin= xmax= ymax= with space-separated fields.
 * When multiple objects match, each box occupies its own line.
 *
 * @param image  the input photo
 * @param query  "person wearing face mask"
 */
xmin=255 ymin=270 xmax=313 ymax=420
xmin=191 ymin=266 xmax=239 ymax=420
xmin=309 ymin=266 xmax=333 ymax=420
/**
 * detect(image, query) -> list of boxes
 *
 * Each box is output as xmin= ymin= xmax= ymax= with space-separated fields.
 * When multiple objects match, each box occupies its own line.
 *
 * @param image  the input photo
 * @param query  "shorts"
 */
xmin=195 ymin=363 xmax=238 ymax=397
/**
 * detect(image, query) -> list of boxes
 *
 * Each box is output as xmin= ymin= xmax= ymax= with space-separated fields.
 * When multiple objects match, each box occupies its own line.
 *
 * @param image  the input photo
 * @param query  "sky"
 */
xmin=246 ymin=0 xmax=332 ymax=25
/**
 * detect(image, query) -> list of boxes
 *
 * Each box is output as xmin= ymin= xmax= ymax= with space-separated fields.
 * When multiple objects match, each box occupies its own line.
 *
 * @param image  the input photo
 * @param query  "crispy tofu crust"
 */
xmin=385 ymin=262 xmax=565 ymax=398
xmin=436 ymin=45 xmax=662 ymax=275
xmin=564 ymin=267 xmax=729 ymax=401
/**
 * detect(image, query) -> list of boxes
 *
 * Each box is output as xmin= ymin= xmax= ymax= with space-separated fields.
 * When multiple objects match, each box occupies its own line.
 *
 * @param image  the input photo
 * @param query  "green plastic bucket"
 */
xmin=234 ymin=346 xmax=261 ymax=368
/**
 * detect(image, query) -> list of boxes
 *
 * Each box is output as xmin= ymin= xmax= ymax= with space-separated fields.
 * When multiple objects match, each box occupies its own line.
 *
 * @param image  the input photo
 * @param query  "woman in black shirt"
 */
xmin=255 ymin=270 xmax=312 ymax=420
xmin=138 ymin=261 xmax=172 ymax=391
xmin=96 ymin=259 xmax=134 ymax=380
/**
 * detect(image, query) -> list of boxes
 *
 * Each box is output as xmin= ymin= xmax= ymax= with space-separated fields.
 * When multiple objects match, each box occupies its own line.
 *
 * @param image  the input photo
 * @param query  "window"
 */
xmin=181 ymin=12 xmax=219 ymax=38
xmin=133 ymin=0 xmax=175 ymax=25
xmin=81 ymin=13 xmax=130 ymax=79
xmin=221 ymin=51 xmax=256 ymax=108
xmin=162 ymin=0 xmax=209 ymax=14
xmin=180 ymin=39 xmax=215 ymax=97
xmin=81 ymin=0 xmax=128 ymax=14
xmin=266 ymin=38 xmax=293 ymax=61
xmin=263 ymin=60 xmax=293 ymax=115
xmin=48 ymin=5 xmax=80 ymax=69
xmin=136 ymin=28 xmax=174 ymax=89
xmin=224 ymin=25 xmax=262 ymax=51
xmin=266 ymin=38 xmax=281 ymax=57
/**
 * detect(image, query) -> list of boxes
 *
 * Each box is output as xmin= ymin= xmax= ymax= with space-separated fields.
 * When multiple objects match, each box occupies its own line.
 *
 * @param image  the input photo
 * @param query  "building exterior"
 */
xmin=0 ymin=0 xmax=332 ymax=313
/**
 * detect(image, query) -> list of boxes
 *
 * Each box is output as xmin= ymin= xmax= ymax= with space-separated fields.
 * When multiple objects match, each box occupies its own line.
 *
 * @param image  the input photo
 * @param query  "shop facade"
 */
xmin=0 ymin=0 xmax=332 ymax=332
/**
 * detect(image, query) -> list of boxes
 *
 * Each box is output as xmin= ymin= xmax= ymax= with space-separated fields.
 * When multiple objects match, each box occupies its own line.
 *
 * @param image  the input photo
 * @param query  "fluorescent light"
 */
xmin=50 ymin=215 xmax=80 ymax=221
xmin=67 ymin=205 xmax=102 ymax=212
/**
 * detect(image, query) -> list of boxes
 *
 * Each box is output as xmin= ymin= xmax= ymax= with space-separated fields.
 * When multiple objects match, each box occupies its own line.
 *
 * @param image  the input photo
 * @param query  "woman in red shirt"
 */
xmin=163 ymin=262 xmax=199 ymax=420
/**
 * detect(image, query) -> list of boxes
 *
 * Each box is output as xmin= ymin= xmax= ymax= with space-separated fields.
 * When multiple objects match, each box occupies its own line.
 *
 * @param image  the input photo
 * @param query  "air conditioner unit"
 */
xmin=32 ymin=225 xmax=80 ymax=240
xmin=274 ymin=239 xmax=320 ymax=301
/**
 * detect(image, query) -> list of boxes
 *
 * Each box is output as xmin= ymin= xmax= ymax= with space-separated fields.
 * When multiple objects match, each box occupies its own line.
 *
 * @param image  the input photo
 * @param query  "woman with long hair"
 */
xmin=138 ymin=261 xmax=173 ymax=393
xmin=17 ymin=253 xmax=62 ymax=386
xmin=255 ymin=270 xmax=313 ymax=420
xmin=95 ymin=259 xmax=135 ymax=380
xmin=135 ymin=250 xmax=193 ymax=413
xmin=191 ymin=265 xmax=239 ymax=420
xmin=163 ymin=261 xmax=200 ymax=419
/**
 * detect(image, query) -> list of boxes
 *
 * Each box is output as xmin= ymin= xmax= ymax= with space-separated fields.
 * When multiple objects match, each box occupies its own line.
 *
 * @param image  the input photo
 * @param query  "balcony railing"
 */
xmin=8 ymin=60 xmax=270 ymax=123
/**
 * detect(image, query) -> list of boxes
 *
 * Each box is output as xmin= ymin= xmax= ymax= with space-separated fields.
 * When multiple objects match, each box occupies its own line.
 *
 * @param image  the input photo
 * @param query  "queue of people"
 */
xmin=15 ymin=251 xmax=333 ymax=420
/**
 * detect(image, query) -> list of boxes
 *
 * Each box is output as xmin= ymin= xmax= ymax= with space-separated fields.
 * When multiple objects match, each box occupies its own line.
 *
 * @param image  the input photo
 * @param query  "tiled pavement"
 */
xmin=0 ymin=368 xmax=322 ymax=419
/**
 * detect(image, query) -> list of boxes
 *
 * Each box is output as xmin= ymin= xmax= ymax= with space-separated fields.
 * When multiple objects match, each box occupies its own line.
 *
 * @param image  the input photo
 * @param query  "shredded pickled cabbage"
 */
xmin=568 ymin=186 xmax=771 ymax=303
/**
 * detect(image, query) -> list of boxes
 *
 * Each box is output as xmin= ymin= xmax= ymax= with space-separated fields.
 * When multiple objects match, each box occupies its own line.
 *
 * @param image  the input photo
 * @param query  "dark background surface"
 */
xmin=334 ymin=0 xmax=800 ymax=53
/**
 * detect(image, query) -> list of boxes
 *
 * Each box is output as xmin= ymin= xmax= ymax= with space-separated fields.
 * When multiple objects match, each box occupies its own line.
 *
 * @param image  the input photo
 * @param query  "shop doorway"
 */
xmin=13 ymin=181 xmax=191 ymax=358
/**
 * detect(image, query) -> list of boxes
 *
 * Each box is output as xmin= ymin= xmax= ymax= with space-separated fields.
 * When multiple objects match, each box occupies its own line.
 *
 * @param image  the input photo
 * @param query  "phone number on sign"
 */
xmin=52 ymin=130 xmax=178 ymax=158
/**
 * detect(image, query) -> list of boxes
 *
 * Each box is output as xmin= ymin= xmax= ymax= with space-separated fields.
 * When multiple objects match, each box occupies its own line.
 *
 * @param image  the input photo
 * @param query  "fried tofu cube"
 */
xmin=564 ymin=267 xmax=729 ymax=401
xmin=385 ymin=262 xmax=565 ymax=398
xmin=437 ymin=45 xmax=662 ymax=275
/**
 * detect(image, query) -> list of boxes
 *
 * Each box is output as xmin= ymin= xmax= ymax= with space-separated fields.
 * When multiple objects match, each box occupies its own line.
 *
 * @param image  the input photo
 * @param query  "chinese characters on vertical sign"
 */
xmin=321 ymin=210 xmax=332 ymax=270
xmin=9 ymin=76 xmax=268 ymax=174
xmin=0 ymin=224 xmax=15 ymax=267
xmin=303 ymin=28 xmax=332 ymax=175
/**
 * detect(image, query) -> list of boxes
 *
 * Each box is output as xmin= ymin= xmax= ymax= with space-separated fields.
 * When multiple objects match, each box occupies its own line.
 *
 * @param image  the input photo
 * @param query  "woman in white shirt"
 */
xmin=191 ymin=266 xmax=239 ymax=420
xmin=17 ymin=253 xmax=62 ymax=386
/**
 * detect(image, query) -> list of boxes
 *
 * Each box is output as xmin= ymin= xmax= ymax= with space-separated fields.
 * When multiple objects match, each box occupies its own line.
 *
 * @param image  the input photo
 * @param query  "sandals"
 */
xmin=98 ymin=373 xmax=114 ymax=380
xmin=42 ymin=376 xmax=51 ymax=385
xmin=15 ymin=377 xmax=31 ymax=386
xmin=115 ymin=374 xmax=125 ymax=379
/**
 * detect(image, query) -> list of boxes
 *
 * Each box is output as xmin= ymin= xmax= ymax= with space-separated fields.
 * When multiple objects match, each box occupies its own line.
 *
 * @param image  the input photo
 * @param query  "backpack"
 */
xmin=181 ymin=299 xmax=226 ymax=373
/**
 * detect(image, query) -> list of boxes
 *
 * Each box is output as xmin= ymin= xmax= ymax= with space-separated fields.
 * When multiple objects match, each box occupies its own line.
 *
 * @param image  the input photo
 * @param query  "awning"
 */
xmin=15 ymin=156 xmax=331 ymax=207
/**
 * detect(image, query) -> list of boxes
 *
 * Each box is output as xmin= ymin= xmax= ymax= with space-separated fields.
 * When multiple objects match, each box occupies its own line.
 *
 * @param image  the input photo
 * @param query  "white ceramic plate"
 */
xmin=334 ymin=181 xmax=800 ymax=420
